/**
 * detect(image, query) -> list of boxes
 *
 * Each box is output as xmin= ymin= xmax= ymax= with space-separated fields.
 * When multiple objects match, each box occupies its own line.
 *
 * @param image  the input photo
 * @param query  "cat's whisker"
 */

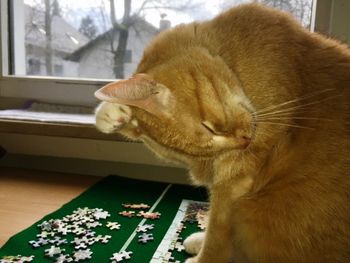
xmin=255 ymin=104 xmax=313 ymax=117
xmin=254 ymin=121 xmax=315 ymax=130
xmin=254 ymin=88 xmax=336 ymax=115
xmin=256 ymin=116 xmax=333 ymax=122
xmin=254 ymin=94 xmax=341 ymax=118
xmin=253 ymin=129 xmax=270 ymax=141
xmin=255 ymin=108 xmax=314 ymax=118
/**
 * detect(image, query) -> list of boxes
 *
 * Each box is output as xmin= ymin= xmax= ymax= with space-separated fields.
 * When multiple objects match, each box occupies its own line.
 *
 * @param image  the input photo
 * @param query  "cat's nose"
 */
xmin=237 ymin=135 xmax=252 ymax=149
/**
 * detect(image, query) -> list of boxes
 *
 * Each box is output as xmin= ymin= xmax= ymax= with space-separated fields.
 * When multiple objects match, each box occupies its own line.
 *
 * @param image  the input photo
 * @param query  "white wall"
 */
xmin=331 ymin=0 xmax=350 ymax=43
xmin=315 ymin=0 xmax=350 ymax=44
xmin=0 ymin=133 xmax=189 ymax=184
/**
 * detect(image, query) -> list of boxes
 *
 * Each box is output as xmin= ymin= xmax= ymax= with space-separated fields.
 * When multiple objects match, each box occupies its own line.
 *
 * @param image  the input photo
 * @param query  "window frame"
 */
xmin=0 ymin=0 xmax=110 ymax=106
xmin=0 ymin=0 xmax=333 ymax=107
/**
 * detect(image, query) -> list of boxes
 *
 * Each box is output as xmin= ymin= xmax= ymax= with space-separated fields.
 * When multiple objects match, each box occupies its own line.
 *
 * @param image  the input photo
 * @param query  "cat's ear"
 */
xmin=94 ymin=74 xmax=172 ymax=115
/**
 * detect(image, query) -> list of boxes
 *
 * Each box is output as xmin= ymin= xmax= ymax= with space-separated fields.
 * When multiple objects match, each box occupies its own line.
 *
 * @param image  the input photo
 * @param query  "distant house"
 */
xmin=68 ymin=17 xmax=160 ymax=79
xmin=25 ymin=5 xmax=89 ymax=77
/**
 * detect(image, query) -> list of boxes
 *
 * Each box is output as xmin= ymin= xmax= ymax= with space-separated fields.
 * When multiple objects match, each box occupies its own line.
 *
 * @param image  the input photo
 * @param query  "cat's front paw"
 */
xmin=184 ymin=232 xmax=205 ymax=255
xmin=185 ymin=256 xmax=199 ymax=263
xmin=95 ymin=102 xmax=132 ymax=134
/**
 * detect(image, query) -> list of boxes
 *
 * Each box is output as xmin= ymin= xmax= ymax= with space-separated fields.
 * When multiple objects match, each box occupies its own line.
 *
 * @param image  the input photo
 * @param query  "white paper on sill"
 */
xmin=0 ymin=109 xmax=95 ymax=124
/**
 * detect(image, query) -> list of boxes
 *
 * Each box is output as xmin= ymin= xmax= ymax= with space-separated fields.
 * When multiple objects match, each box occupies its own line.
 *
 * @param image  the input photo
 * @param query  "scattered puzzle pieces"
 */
xmin=93 ymin=210 xmax=111 ymax=220
xmin=6 ymin=200 xmax=209 ymax=263
xmin=26 ymin=207 xmax=117 ymax=262
xmin=106 ymin=221 xmax=121 ymax=230
xmin=73 ymin=249 xmax=93 ymax=261
xmin=49 ymin=236 xmax=68 ymax=246
xmin=54 ymin=254 xmax=73 ymax=263
xmin=36 ymin=231 xmax=54 ymax=238
xmin=96 ymin=234 xmax=112 ymax=244
xmin=20 ymin=255 xmax=35 ymax=262
xmin=118 ymin=210 xmax=135 ymax=218
xmin=110 ymin=251 xmax=133 ymax=262
xmin=138 ymin=233 xmax=154 ymax=244
xmin=29 ymin=237 xmax=49 ymax=248
xmin=45 ymin=246 xmax=64 ymax=258
xmin=122 ymin=203 xmax=150 ymax=209
xmin=0 ymin=255 xmax=34 ymax=263
xmin=136 ymin=224 xmax=154 ymax=233
xmin=86 ymin=221 xmax=102 ymax=229
xmin=0 ymin=256 xmax=17 ymax=263
xmin=137 ymin=211 xmax=161 ymax=219
xmin=37 ymin=221 xmax=53 ymax=232
xmin=74 ymin=243 xmax=88 ymax=250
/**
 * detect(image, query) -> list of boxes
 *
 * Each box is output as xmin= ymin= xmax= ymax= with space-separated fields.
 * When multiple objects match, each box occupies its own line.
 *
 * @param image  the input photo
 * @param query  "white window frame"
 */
xmin=0 ymin=0 xmax=111 ymax=106
xmin=0 ymin=0 xmax=338 ymax=107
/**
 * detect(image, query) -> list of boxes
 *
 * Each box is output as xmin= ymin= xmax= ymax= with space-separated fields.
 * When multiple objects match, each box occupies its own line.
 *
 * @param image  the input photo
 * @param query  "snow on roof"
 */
xmin=25 ymin=4 xmax=89 ymax=53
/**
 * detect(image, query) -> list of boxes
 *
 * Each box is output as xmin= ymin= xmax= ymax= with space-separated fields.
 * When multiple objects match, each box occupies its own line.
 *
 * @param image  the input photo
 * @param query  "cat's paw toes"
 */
xmin=185 ymin=256 xmax=199 ymax=263
xmin=184 ymin=232 xmax=205 ymax=255
xmin=95 ymin=102 xmax=132 ymax=133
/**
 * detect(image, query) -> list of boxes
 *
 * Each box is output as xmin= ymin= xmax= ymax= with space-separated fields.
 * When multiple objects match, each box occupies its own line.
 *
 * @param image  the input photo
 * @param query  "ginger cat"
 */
xmin=95 ymin=4 xmax=350 ymax=263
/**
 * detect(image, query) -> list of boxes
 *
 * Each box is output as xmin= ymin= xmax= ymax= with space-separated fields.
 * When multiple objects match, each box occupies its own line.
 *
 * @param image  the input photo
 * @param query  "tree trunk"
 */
xmin=45 ymin=0 xmax=53 ymax=75
xmin=110 ymin=0 xmax=131 ymax=79
xmin=113 ymin=28 xmax=129 ymax=78
xmin=110 ymin=0 xmax=117 ymax=26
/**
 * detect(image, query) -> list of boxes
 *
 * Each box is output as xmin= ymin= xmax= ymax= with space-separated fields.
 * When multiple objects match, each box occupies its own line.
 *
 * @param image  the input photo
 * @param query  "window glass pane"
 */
xmin=15 ymin=0 xmax=313 ymax=79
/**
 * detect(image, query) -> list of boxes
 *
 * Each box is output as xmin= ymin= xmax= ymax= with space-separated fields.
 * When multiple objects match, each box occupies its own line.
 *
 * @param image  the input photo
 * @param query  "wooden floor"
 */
xmin=0 ymin=167 xmax=100 ymax=247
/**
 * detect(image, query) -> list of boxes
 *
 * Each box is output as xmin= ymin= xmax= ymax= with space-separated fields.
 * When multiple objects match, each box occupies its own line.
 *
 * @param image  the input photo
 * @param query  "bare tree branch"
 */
xmin=99 ymin=0 xmax=109 ymax=32
xmin=123 ymin=0 xmax=132 ymax=21
xmin=105 ymin=0 xmax=198 ymax=78
xmin=110 ymin=0 xmax=118 ymax=26
xmin=135 ymin=0 xmax=198 ymax=17
xmin=135 ymin=0 xmax=153 ymax=17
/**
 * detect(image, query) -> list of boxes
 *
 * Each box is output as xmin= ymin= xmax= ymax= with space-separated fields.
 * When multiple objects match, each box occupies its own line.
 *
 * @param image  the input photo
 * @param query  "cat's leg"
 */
xmin=183 ymin=232 xmax=205 ymax=255
xmin=185 ymin=187 xmax=234 ymax=263
xmin=95 ymin=102 xmax=132 ymax=133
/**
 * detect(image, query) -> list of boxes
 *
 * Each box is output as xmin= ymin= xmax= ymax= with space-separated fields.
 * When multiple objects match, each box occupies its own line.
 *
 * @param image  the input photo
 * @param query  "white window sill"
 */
xmin=0 ymin=108 xmax=95 ymax=125
xmin=0 ymin=113 xmax=126 ymax=142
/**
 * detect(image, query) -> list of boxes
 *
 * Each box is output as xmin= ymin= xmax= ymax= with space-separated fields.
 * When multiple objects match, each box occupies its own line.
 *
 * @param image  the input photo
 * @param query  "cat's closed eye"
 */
xmin=202 ymin=121 xmax=220 ymax=135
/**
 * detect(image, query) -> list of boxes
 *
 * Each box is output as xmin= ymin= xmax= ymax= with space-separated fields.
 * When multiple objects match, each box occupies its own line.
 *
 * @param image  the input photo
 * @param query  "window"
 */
xmin=54 ymin=64 xmax=63 ymax=76
xmin=9 ymin=0 xmax=315 ymax=79
xmin=2 ymin=0 xmax=345 ymax=106
xmin=27 ymin=58 xmax=41 ymax=74
xmin=124 ymin=50 xmax=132 ymax=64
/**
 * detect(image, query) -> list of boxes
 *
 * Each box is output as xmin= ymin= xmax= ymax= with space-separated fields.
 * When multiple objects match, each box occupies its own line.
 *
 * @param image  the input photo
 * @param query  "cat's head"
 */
xmin=95 ymin=47 xmax=256 ymax=163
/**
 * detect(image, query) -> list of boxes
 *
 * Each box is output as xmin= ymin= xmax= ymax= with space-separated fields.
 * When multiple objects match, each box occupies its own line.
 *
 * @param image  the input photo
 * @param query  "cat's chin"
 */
xmin=141 ymin=136 xmax=189 ymax=166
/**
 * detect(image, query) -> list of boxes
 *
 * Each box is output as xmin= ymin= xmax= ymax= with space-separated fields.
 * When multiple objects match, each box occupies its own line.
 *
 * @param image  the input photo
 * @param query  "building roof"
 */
xmin=25 ymin=4 xmax=89 ymax=54
xmin=67 ymin=16 xmax=159 ymax=62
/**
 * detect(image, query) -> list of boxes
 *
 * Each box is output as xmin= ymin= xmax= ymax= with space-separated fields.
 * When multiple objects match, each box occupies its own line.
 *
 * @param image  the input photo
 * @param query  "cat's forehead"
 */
xmin=135 ymin=47 xmax=251 ymax=125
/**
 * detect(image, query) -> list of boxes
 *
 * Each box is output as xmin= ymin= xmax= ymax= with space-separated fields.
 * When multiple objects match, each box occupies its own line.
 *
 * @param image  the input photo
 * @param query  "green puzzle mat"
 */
xmin=0 ymin=175 xmax=208 ymax=262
